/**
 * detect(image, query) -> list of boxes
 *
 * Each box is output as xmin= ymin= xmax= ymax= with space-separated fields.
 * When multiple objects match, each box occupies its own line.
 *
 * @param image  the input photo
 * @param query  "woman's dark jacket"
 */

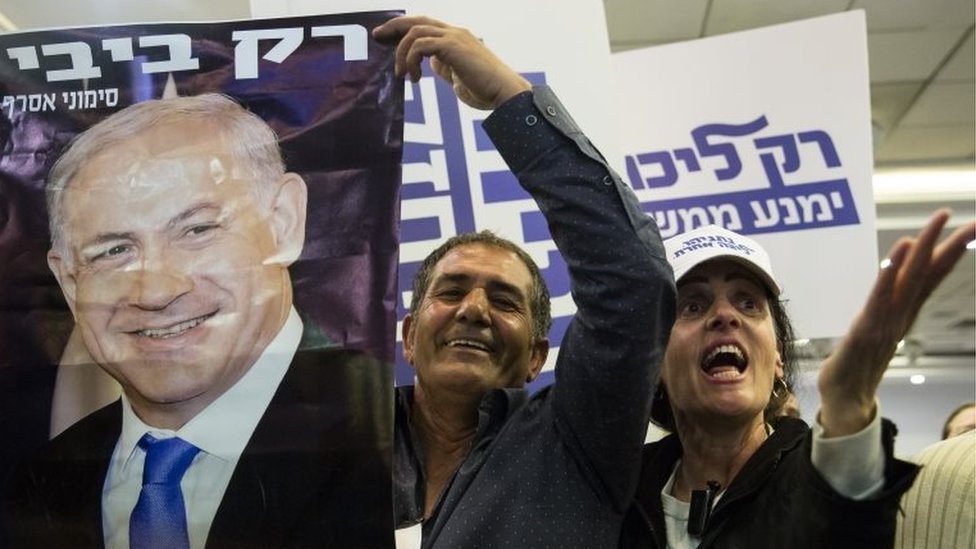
xmin=619 ymin=417 xmax=919 ymax=548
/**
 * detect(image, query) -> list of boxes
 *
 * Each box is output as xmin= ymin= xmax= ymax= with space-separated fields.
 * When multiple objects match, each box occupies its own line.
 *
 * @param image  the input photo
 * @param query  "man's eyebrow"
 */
xmin=81 ymin=231 xmax=136 ymax=250
xmin=165 ymin=202 xmax=222 ymax=231
xmin=435 ymin=272 xmax=527 ymax=299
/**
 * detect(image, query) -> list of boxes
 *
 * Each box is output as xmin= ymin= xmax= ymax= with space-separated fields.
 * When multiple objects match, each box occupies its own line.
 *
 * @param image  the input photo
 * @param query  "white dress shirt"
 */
xmin=101 ymin=308 xmax=303 ymax=549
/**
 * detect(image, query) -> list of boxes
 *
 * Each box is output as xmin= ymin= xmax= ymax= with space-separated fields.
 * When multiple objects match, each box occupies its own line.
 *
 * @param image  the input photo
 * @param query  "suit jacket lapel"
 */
xmin=5 ymin=400 xmax=121 ymax=548
xmin=53 ymin=400 xmax=119 ymax=547
xmin=205 ymin=348 xmax=357 ymax=548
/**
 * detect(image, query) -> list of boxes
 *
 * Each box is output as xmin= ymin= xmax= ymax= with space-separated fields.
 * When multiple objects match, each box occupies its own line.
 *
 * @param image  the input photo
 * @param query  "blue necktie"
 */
xmin=130 ymin=434 xmax=200 ymax=549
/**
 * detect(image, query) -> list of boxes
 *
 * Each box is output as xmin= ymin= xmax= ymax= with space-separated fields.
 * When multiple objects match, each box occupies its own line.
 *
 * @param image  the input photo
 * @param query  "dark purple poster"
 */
xmin=0 ymin=11 xmax=402 ymax=546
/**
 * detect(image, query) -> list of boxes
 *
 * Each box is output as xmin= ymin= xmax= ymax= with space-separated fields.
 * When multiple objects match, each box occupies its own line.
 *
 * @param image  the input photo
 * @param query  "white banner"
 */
xmin=611 ymin=11 xmax=877 ymax=339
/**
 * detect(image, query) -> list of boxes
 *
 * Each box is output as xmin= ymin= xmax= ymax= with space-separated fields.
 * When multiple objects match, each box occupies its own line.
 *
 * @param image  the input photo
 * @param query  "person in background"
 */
xmin=940 ymin=401 xmax=975 ymax=439
xmin=373 ymin=15 xmax=675 ymax=549
xmin=893 ymin=399 xmax=976 ymax=548
xmin=621 ymin=214 xmax=975 ymax=548
xmin=895 ymin=430 xmax=975 ymax=548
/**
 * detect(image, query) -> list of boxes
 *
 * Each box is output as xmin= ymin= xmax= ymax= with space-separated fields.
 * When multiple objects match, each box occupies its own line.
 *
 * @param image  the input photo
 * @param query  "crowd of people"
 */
xmin=2 ymin=12 xmax=974 ymax=549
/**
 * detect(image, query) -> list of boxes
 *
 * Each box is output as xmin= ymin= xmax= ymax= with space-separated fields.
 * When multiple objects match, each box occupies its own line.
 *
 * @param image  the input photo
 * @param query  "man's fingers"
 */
xmin=373 ymin=14 xmax=527 ymax=109
xmin=373 ymin=16 xmax=458 ymax=81
xmin=372 ymin=15 xmax=447 ymax=42
xmin=401 ymin=26 xmax=462 ymax=82
xmin=402 ymin=35 xmax=442 ymax=81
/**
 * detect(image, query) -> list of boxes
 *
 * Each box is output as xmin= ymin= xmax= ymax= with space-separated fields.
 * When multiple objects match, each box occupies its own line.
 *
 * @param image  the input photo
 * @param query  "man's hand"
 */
xmin=373 ymin=15 xmax=532 ymax=110
xmin=818 ymin=209 xmax=976 ymax=436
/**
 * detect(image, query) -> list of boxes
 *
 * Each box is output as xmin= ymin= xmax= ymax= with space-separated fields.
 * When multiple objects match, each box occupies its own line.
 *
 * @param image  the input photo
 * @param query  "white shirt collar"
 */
xmin=116 ymin=307 xmax=303 ymax=472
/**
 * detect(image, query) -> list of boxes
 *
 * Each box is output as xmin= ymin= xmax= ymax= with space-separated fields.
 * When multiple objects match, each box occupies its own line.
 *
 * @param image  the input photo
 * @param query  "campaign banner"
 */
xmin=611 ymin=11 xmax=878 ymax=339
xmin=0 ymin=11 xmax=402 ymax=543
xmin=251 ymin=0 xmax=618 ymax=389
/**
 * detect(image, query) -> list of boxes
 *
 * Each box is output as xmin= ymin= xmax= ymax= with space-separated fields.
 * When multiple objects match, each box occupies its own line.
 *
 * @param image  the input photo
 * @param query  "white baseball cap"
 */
xmin=663 ymin=225 xmax=781 ymax=296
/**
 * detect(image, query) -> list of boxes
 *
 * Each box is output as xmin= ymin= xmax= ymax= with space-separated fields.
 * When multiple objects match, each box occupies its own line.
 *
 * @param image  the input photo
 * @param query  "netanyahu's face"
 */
xmin=48 ymin=118 xmax=306 ymax=426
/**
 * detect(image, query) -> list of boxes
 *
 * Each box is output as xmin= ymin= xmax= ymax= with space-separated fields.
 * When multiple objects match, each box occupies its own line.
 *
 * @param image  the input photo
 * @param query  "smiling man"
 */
xmin=47 ymin=102 xmax=304 ymax=432
xmin=375 ymin=16 xmax=675 ymax=549
xmin=404 ymin=235 xmax=550 ymax=402
xmin=2 ymin=93 xmax=392 ymax=549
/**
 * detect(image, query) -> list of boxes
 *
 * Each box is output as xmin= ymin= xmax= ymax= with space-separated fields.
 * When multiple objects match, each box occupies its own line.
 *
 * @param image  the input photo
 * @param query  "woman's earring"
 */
xmin=772 ymin=377 xmax=788 ymax=399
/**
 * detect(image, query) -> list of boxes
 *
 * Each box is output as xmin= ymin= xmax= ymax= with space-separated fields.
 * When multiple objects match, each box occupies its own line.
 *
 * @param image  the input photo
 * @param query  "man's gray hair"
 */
xmin=46 ymin=93 xmax=285 ymax=253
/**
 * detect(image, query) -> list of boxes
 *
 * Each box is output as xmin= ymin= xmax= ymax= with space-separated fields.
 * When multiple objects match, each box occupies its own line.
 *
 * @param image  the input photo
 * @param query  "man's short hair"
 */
xmin=409 ymin=230 xmax=552 ymax=342
xmin=46 ymin=93 xmax=284 ymax=254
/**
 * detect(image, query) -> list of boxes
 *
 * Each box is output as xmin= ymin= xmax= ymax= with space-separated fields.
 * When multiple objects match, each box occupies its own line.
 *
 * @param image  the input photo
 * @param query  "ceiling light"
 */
xmin=0 ymin=10 xmax=16 ymax=31
xmin=873 ymin=166 xmax=976 ymax=204
xmin=909 ymin=374 xmax=926 ymax=385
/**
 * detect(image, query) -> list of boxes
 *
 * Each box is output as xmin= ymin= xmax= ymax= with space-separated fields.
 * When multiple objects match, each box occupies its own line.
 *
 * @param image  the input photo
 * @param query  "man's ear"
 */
xmin=525 ymin=338 xmax=549 ymax=383
xmin=47 ymin=249 xmax=78 ymax=320
xmin=266 ymin=172 xmax=307 ymax=266
xmin=401 ymin=314 xmax=416 ymax=367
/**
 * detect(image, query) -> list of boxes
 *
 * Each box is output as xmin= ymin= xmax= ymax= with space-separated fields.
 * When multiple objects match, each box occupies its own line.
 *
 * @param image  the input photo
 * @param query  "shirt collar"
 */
xmin=117 ymin=307 xmax=303 ymax=472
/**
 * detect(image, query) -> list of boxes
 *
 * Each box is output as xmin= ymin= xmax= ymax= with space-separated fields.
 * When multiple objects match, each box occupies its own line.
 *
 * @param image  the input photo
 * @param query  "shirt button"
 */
xmin=525 ymin=114 xmax=538 ymax=126
xmin=603 ymin=175 xmax=613 ymax=186
xmin=546 ymin=105 xmax=557 ymax=116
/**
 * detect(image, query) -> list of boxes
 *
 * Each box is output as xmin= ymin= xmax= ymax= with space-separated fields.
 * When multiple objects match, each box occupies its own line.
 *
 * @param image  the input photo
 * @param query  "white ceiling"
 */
xmin=605 ymin=0 xmax=975 ymax=167
xmin=0 ymin=0 xmax=973 ymax=451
